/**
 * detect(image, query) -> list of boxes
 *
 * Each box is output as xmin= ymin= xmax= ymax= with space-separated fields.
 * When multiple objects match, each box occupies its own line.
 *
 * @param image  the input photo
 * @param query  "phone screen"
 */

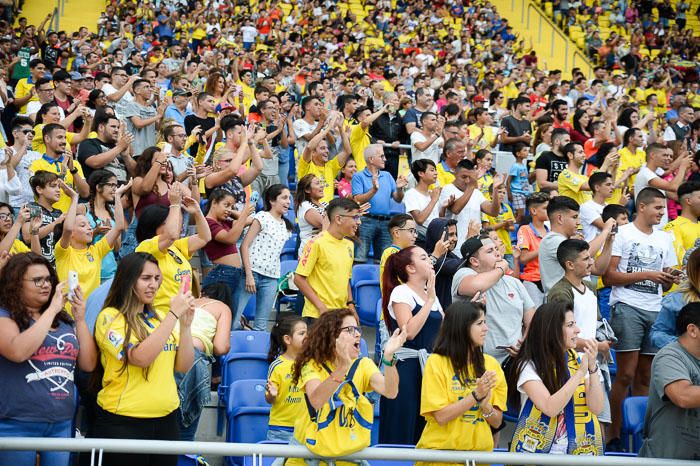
xmin=181 ymin=274 xmax=191 ymax=294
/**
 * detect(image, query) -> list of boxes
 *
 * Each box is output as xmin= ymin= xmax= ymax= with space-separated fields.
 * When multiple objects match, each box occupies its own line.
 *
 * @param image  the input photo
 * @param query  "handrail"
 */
xmin=0 ymin=438 xmax=697 ymax=466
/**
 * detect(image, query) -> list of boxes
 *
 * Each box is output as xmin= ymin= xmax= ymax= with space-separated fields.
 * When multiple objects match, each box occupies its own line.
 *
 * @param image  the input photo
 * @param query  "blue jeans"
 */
xmin=0 ymin=418 xmax=72 ymax=466
xmin=236 ymin=271 xmax=278 ymax=331
xmin=120 ymin=217 xmax=139 ymax=259
xmin=278 ymin=148 xmax=290 ymax=187
xmin=203 ymin=264 xmax=242 ymax=329
xmin=176 ymin=348 xmax=214 ymax=441
xmin=355 ymin=216 xmax=391 ymax=263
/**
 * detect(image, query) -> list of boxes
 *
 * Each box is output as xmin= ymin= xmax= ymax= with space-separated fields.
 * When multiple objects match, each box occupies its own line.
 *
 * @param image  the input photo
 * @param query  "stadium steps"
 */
xmin=16 ymin=0 xmax=102 ymax=33
xmin=491 ymin=0 xmax=594 ymax=79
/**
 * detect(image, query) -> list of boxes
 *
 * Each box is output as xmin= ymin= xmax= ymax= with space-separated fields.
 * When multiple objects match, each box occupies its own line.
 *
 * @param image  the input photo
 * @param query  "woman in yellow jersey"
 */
xmin=287 ymin=309 xmax=406 ymax=465
xmin=176 ymin=280 xmax=232 ymax=441
xmin=0 ymin=203 xmax=41 ymax=255
xmin=32 ymin=103 xmax=91 ymax=154
xmin=266 ymin=313 xmax=307 ymax=441
xmin=93 ymin=253 xmax=195 ymax=466
xmin=474 ymin=149 xmax=494 ymax=198
xmin=508 ymin=302 xmax=605 ymax=456
xmin=416 ymin=301 xmax=506 ymax=466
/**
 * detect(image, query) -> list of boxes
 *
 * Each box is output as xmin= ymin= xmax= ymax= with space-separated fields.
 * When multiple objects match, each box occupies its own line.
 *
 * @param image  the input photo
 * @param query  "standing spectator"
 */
xmin=468 ymin=108 xmax=502 ymax=150
xmin=663 ymin=105 xmax=694 ymax=144
xmin=85 ymin=170 xmax=123 ymax=283
xmin=23 ymin=171 xmax=64 ymax=267
xmin=499 ymin=96 xmax=532 ymax=153
xmin=410 ymin=112 xmax=444 ymax=165
xmin=102 ymin=67 xmax=137 ymax=119
xmin=164 ymin=124 xmax=194 ymax=185
xmin=663 ymin=181 xmax=700 ymax=265
xmin=295 ymin=174 xmax=327 ymax=256
xmin=184 ymin=92 xmax=217 ymax=160
xmin=404 ymin=159 xmax=441 ymax=243
xmin=14 ymin=59 xmax=46 ymax=115
xmin=580 ymin=172 xmax=627 ymax=243
xmin=535 ymin=128 xmax=571 ymax=191
xmin=124 ymin=79 xmax=166 ymax=157
xmin=294 ymin=198 xmax=359 ymax=321
xmin=237 ymin=185 xmax=294 ymax=331
xmin=603 ymin=187 xmax=680 ymax=450
xmin=415 ymin=301 xmax=506 ymax=458
xmin=639 ymin=303 xmax=700 ymax=460
xmin=452 ymin=235 xmax=535 ymax=363
xmin=509 ymin=302 xmax=605 ymax=456
xmin=369 ymin=92 xmax=404 ymax=178
xmin=0 ymin=204 xmax=40 ymax=256
xmin=617 ymin=128 xmax=646 ymax=193
xmin=77 ymin=112 xmax=135 ymax=182
xmin=336 ymin=158 xmax=357 ymax=199
xmin=0 ymin=253 xmax=96 ymax=466
xmin=403 ymin=87 xmax=434 ymax=135
xmin=507 ymin=142 xmax=531 ymax=223
xmin=252 ymin=99 xmax=288 ymax=195
xmin=25 ymin=77 xmax=63 ymax=122
xmin=352 ymin=144 xmax=407 ymax=263
xmin=380 ymin=246 xmax=443 ymax=445
xmin=558 ymin=142 xmax=617 ymax=206
xmin=517 ymin=192 xmax=550 ymax=306
xmin=482 ymin=183 xmax=517 ymax=267
xmin=350 ymin=104 xmax=389 ymax=172
xmin=164 ymin=89 xmax=193 ymax=127
xmin=436 ymin=137 xmax=468 ymax=188
xmin=424 ymin=218 xmax=464 ymax=309
xmin=6 ymin=117 xmax=42 ymax=208
xmin=293 ymin=96 xmax=328 ymax=163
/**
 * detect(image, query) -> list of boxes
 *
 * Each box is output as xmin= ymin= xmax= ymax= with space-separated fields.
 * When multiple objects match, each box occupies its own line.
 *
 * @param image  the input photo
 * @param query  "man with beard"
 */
xmin=551 ymin=99 xmax=573 ymax=132
xmin=77 ymin=113 xmax=135 ymax=182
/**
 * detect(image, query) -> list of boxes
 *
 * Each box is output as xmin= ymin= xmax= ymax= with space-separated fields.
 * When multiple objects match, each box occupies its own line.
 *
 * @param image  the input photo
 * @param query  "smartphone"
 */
xmin=495 ymin=345 xmax=512 ymax=350
xmin=250 ymin=190 xmax=260 ymax=205
xmin=68 ymin=271 xmax=79 ymax=301
xmin=181 ymin=274 xmax=191 ymax=294
xmin=162 ymin=142 xmax=172 ymax=155
xmin=29 ymin=204 xmax=42 ymax=219
xmin=611 ymin=224 xmax=618 ymax=234
xmin=668 ymin=268 xmax=683 ymax=277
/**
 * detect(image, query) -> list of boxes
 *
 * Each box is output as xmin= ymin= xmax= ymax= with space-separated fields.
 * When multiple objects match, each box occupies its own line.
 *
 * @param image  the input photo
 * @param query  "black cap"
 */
xmin=460 ymin=237 xmax=484 ymax=263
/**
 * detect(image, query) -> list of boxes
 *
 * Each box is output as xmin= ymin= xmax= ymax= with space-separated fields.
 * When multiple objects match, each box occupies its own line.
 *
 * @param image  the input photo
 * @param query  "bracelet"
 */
xmin=169 ymin=204 xmax=181 ymax=209
xmin=588 ymin=364 xmax=599 ymax=374
xmin=381 ymin=353 xmax=397 ymax=367
xmin=346 ymin=300 xmax=355 ymax=306
xmin=69 ymin=168 xmax=79 ymax=174
xmin=496 ymin=266 xmax=505 ymax=277
xmin=482 ymin=407 xmax=496 ymax=418
xmin=472 ymin=390 xmax=485 ymax=403
xmin=30 ymin=229 xmax=39 ymax=235
xmin=168 ymin=310 xmax=179 ymax=320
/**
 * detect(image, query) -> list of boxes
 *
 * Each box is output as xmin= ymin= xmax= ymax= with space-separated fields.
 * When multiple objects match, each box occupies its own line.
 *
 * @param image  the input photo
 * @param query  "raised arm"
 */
xmin=104 ymin=180 xmax=130 ymax=247
xmin=183 ymin=196 xmax=212 ymax=253
xmin=58 ymin=181 xmax=80 ymax=248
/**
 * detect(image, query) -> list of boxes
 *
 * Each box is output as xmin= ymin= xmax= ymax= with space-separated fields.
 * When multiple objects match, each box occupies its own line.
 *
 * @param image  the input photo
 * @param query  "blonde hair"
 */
xmin=680 ymin=248 xmax=700 ymax=304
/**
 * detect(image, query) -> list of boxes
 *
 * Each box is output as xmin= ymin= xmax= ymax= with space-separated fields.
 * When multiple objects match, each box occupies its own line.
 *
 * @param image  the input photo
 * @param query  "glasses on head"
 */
xmin=397 ymin=228 xmax=417 ymax=235
xmin=340 ymin=325 xmax=362 ymax=336
xmin=339 ymin=214 xmax=362 ymax=222
xmin=22 ymin=129 xmax=36 ymax=135
xmin=24 ymin=276 xmax=52 ymax=287
xmin=0 ymin=213 xmax=13 ymax=220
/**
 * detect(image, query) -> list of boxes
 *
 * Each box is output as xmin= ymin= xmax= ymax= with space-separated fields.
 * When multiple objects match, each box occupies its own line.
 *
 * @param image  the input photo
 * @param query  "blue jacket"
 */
xmin=650 ymin=291 xmax=685 ymax=349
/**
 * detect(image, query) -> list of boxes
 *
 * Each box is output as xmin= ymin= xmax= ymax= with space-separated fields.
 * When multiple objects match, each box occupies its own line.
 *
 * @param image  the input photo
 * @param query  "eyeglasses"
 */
xmin=24 ymin=276 xmax=52 ymax=287
xmin=338 ymin=214 xmax=362 ymax=222
xmin=218 ymin=158 xmax=233 ymax=163
xmin=340 ymin=325 xmax=362 ymax=336
xmin=397 ymin=228 xmax=417 ymax=235
xmin=37 ymin=88 xmax=54 ymax=92
xmin=167 ymin=249 xmax=183 ymax=264
xmin=22 ymin=129 xmax=35 ymax=135
xmin=102 ymin=182 xmax=118 ymax=189
xmin=0 ymin=213 xmax=13 ymax=220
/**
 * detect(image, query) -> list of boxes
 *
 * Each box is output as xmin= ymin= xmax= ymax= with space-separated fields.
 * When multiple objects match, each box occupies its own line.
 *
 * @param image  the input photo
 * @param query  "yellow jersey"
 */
xmin=267 ymin=355 xmax=304 ymax=429
xmin=557 ymin=168 xmax=592 ymax=206
xmin=29 ymin=155 xmax=85 ymax=213
xmin=295 ymin=231 xmax=354 ymax=318
xmin=436 ymin=161 xmax=455 ymax=187
xmin=10 ymin=239 xmax=30 ymax=254
xmin=482 ymin=203 xmax=516 ymax=254
xmin=297 ymin=157 xmax=342 ymax=205
xmin=54 ymin=237 xmax=112 ymax=309
xmin=32 ymin=124 xmax=78 ymax=155
xmin=95 ymin=306 xmax=181 ymax=417
xmin=349 ymin=123 xmax=369 ymax=172
xmin=15 ymin=77 xmax=38 ymax=114
xmin=663 ymin=216 xmax=700 ymax=266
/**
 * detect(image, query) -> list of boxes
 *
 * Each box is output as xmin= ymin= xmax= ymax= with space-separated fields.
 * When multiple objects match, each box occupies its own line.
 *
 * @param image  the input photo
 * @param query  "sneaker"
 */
xmin=606 ymin=437 xmax=625 ymax=452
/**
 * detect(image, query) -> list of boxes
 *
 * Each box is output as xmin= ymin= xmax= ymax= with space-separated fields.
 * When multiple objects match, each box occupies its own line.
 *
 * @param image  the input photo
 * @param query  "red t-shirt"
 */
xmin=204 ymin=217 xmax=238 ymax=261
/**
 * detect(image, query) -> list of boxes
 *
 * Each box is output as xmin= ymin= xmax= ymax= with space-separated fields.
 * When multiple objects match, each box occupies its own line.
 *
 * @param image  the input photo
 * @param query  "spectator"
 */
xmin=25 ymin=77 xmax=62 ymax=122
xmin=0 ymin=204 xmax=40 ymax=256
xmin=102 ymin=67 xmax=137 ymax=119
xmin=77 ymin=112 xmax=135 ymax=182
xmin=184 ymin=92 xmax=218 ymax=160
xmin=164 ymin=89 xmax=193 ymax=127
xmin=32 ymin=102 xmax=92 ymax=155
xmin=85 ymin=170 xmax=123 ymax=283
xmin=603 ymin=187 xmax=680 ymax=450
xmin=350 ymin=104 xmax=390 ymax=172
xmin=509 ymin=302 xmax=605 ymax=456
xmin=6 ymin=117 xmax=42 ymax=208
xmin=617 ymin=127 xmax=646 ymax=193
xmin=664 ymin=181 xmax=700 ymax=265
xmin=293 ymin=96 xmax=329 ymax=163
xmin=23 ymin=171 xmax=64 ymax=266
xmin=425 ymin=218 xmax=464 ymax=309
xmin=404 ymin=159 xmax=441 ymax=243
xmin=452 ymin=235 xmax=535 ymax=363
xmin=482 ymin=183 xmax=516 ymax=267
xmin=639 ymin=302 xmax=700 ymax=460
xmin=663 ymin=105 xmax=694 ymax=144
xmin=517 ymin=192 xmax=550 ymax=306
xmin=369 ymin=92 xmax=404 ymax=178
xmin=352 ymin=144 xmax=407 ymax=263
xmin=411 ymin=112 xmax=444 ymax=165
xmin=579 ymin=172 xmax=628 ymax=243
xmin=558 ymin=141 xmax=617 ymax=205
xmin=468 ymin=107 xmax=503 ymax=151
xmin=294 ymin=198 xmax=359 ymax=321
xmin=507 ymin=142 xmax=531 ymax=223
xmin=336 ymin=158 xmax=357 ymax=199
xmin=436 ymin=137 xmax=468 ymax=188
xmin=499 ymin=96 xmax=532 ymax=153
xmin=253 ymin=99 xmax=288 ymax=196
xmin=535 ymin=128 xmax=571 ymax=191
xmin=0 ymin=253 xmax=96 ymax=466
xmin=474 ymin=149 xmax=495 ymax=197
xmin=92 ymin=253 xmax=195 ymax=466
xmin=404 ymin=87 xmax=434 ymax=135
xmin=14 ymin=59 xmax=46 ymax=115
xmin=123 ymin=79 xmax=166 ymax=157
xmin=416 ymin=301 xmax=506 ymax=457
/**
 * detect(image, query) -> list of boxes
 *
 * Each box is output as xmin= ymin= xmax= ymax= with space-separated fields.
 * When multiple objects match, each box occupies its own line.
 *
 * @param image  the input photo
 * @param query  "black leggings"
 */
xmin=87 ymin=406 xmax=180 ymax=466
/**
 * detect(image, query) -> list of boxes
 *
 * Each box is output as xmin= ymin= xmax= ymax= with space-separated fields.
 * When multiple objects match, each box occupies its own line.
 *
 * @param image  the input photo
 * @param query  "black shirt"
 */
xmin=184 ymin=114 xmax=216 ymax=158
xmin=500 ymin=115 xmax=532 ymax=152
xmin=77 ymin=138 xmax=127 ymax=182
xmin=535 ymin=151 xmax=569 ymax=184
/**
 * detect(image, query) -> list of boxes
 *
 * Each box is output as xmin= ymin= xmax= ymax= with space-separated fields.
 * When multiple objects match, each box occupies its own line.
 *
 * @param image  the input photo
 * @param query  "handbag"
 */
xmin=302 ymin=359 xmax=373 ymax=457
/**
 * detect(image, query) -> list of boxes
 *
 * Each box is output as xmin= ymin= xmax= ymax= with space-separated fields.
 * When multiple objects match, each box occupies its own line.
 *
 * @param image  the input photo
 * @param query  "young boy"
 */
xmin=507 ymin=142 xmax=531 ymax=223
xmin=597 ymin=203 xmax=629 ymax=320
xmin=379 ymin=213 xmax=419 ymax=288
xmin=483 ymin=183 xmax=516 ymax=268
xmin=404 ymin=159 xmax=441 ymax=245
xmin=580 ymin=172 xmax=616 ymax=242
xmin=548 ymin=239 xmax=613 ymax=430
xmin=516 ymin=192 xmax=550 ymax=306
xmin=558 ymin=141 xmax=616 ymax=205
xmin=22 ymin=170 xmax=64 ymax=267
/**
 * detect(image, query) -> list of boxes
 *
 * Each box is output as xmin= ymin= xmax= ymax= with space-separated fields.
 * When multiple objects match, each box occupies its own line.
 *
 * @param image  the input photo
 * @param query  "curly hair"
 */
xmin=292 ymin=308 xmax=356 ymax=385
xmin=0 ymin=253 xmax=72 ymax=332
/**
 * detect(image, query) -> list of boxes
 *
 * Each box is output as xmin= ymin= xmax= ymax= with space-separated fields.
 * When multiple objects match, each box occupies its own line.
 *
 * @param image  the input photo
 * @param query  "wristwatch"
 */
xmin=69 ymin=168 xmax=79 ymax=174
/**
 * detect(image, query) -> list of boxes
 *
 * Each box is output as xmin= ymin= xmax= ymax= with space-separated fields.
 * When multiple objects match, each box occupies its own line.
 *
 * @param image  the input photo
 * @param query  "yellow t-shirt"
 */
xmin=478 ymin=173 xmax=493 ymax=198
xmin=15 ymin=77 xmax=37 ymax=114
xmin=267 ymin=355 xmax=304 ymax=429
xmin=482 ymin=203 xmax=516 ymax=254
xmin=436 ymin=161 xmax=455 ymax=187
xmin=236 ymin=80 xmax=255 ymax=112
xmin=135 ymin=236 xmax=193 ymax=315
xmin=379 ymin=245 xmax=400 ymax=292
xmin=349 ymin=124 xmax=369 ymax=172
xmin=297 ymin=157 xmax=342 ymax=205
xmin=54 ymin=237 xmax=111 ymax=305
xmin=415 ymin=354 xmax=506 ymax=463
xmin=295 ymin=231 xmax=354 ymax=318
xmin=663 ymin=216 xmax=700 ymax=266
xmin=95 ymin=306 xmax=181 ymax=417
xmin=614 ymin=146 xmax=646 ymax=203
xmin=467 ymin=124 xmax=496 ymax=151
xmin=29 ymin=155 xmax=85 ymax=213
xmin=557 ymin=168 xmax=591 ymax=206
xmin=10 ymin=239 xmax=30 ymax=254
xmin=32 ymin=124 xmax=78 ymax=155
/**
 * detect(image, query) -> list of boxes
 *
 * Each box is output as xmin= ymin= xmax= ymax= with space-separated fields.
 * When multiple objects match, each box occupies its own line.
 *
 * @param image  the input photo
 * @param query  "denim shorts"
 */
xmin=610 ymin=302 xmax=659 ymax=355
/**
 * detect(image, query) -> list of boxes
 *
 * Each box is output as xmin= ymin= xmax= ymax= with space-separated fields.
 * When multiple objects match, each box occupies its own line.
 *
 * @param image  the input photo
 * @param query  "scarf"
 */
xmin=510 ymin=349 xmax=603 ymax=455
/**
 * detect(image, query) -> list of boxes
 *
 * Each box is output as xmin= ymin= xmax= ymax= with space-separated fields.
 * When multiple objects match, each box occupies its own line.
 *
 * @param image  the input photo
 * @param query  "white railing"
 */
xmin=0 ymin=438 xmax=696 ymax=466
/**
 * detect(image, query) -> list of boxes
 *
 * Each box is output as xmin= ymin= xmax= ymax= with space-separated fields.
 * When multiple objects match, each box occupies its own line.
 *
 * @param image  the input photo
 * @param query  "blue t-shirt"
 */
xmin=86 ymin=211 xmax=117 ymax=282
xmin=351 ymin=169 xmax=397 ymax=216
xmin=0 ymin=309 xmax=79 ymax=422
xmin=508 ymin=161 xmax=530 ymax=196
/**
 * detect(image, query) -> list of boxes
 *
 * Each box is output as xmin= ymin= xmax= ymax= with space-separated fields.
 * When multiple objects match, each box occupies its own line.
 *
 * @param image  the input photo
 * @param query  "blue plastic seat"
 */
xmin=622 ymin=396 xmax=648 ymax=453
xmin=352 ymin=264 xmax=380 ymax=284
xmin=230 ymin=331 xmax=271 ymax=354
xmin=276 ymin=260 xmax=299 ymax=311
xmin=356 ymin=281 xmax=381 ymax=327
xmin=226 ymin=380 xmax=270 ymax=465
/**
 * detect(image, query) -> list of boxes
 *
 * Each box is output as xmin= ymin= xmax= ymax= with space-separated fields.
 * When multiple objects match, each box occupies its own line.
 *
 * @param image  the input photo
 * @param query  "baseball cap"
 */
xmin=216 ymin=102 xmax=235 ymax=113
xmin=473 ymin=95 xmax=487 ymax=103
xmin=69 ymin=71 xmax=84 ymax=81
xmin=460 ymin=237 xmax=485 ymax=263
xmin=172 ymin=88 xmax=192 ymax=97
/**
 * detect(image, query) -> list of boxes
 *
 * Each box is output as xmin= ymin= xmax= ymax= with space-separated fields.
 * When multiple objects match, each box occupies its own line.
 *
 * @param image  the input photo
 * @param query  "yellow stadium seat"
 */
xmin=544 ymin=2 xmax=553 ymax=16
xmin=576 ymin=37 xmax=585 ymax=49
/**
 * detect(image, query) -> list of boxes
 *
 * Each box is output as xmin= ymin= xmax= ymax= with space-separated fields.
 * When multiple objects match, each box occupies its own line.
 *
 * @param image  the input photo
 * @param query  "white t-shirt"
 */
xmin=580 ymin=200 xmax=605 ymax=243
xmin=240 ymin=26 xmax=258 ymax=43
xmin=609 ymin=222 xmax=677 ymax=311
xmin=572 ymin=283 xmax=599 ymax=340
xmin=403 ymin=188 xmax=439 ymax=236
xmin=297 ymin=200 xmax=324 ymax=255
xmin=410 ymin=132 xmax=443 ymax=165
xmin=439 ymin=184 xmax=486 ymax=257
xmin=388 ymin=284 xmax=443 ymax=321
xmin=633 ymin=165 xmax=668 ymax=229
xmin=292 ymin=119 xmax=318 ymax=160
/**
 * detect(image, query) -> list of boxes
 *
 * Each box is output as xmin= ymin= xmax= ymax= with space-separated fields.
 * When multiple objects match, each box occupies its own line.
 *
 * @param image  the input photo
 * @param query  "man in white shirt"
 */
xmin=410 ymin=111 xmax=444 ymax=165
xmin=663 ymin=105 xmax=693 ymax=143
xmin=293 ymin=96 xmax=332 ymax=162
xmin=26 ymin=78 xmax=65 ymax=122
xmin=6 ymin=117 xmax=42 ymax=208
xmin=102 ymin=67 xmax=137 ymax=119
xmin=438 ymin=158 xmax=503 ymax=256
xmin=580 ymin=172 xmax=623 ymax=242
xmin=602 ymin=187 xmax=681 ymax=449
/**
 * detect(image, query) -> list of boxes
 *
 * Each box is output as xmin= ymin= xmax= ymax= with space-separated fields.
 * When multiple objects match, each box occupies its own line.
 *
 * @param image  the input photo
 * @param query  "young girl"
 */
xmin=475 ymin=149 xmax=495 ymax=198
xmin=55 ymin=179 xmax=128 ymax=305
xmin=336 ymin=157 xmax=357 ymax=198
xmin=0 ymin=203 xmax=40 ymax=256
xmin=294 ymin=174 xmax=327 ymax=257
xmin=238 ymin=184 xmax=294 ymax=331
xmin=86 ymin=170 xmax=122 ymax=282
xmin=509 ymin=302 xmax=604 ymax=456
xmin=265 ymin=313 xmax=307 ymax=442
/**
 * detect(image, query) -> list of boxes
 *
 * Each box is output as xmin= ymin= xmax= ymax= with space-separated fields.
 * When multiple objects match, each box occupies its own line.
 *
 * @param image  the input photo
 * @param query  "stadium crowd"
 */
xmin=0 ymin=0 xmax=698 ymax=465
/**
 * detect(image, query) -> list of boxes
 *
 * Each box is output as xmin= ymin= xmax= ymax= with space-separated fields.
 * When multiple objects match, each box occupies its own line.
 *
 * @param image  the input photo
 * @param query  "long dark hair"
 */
xmin=135 ymin=146 xmax=160 ymax=177
xmin=263 ymin=184 xmax=293 ymax=232
xmin=87 ymin=169 xmax=117 ymax=221
xmin=205 ymin=188 xmax=235 ymax=216
xmin=0 ymin=253 xmax=72 ymax=331
xmin=508 ymin=302 xmax=572 ymax=408
xmin=268 ymin=312 xmax=305 ymax=363
xmin=433 ymin=301 xmax=486 ymax=385
xmin=292 ymin=308 xmax=356 ymax=384
xmin=35 ymin=102 xmax=60 ymax=125
xmin=136 ymin=204 xmax=169 ymax=242
xmin=381 ymin=246 xmax=417 ymax=331
xmin=295 ymin=174 xmax=319 ymax=216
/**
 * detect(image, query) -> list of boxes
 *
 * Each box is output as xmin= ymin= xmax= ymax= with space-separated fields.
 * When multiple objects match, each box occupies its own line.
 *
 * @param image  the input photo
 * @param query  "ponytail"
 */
xmin=268 ymin=312 xmax=305 ymax=363
xmin=380 ymin=246 xmax=416 ymax=331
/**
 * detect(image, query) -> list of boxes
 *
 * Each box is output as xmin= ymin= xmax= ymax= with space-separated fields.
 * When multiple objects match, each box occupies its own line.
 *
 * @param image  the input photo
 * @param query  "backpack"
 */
xmin=302 ymin=359 xmax=373 ymax=457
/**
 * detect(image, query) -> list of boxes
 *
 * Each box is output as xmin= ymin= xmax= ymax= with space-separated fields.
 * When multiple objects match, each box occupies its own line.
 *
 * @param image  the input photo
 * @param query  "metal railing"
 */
xmin=1 ymin=438 xmax=697 ymax=466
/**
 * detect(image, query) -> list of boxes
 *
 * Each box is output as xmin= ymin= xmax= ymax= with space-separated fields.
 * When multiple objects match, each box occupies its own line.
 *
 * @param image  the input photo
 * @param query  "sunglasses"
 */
xmin=22 ymin=129 xmax=35 ymax=135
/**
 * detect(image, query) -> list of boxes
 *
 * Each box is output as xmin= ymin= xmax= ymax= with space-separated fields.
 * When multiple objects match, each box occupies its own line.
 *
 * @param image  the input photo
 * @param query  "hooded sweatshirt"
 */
xmin=425 ymin=218 xmax=464 ymax=309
